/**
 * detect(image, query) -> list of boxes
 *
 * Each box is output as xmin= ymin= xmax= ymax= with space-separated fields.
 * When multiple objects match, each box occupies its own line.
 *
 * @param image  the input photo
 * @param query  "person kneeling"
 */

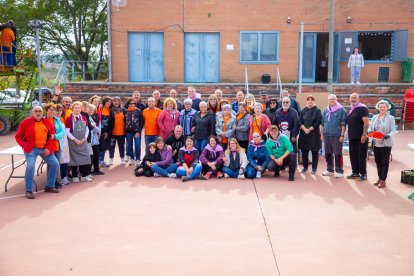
xmin=176 ymin=137 xmax=203 ymax=182
xmin=246 ymin=132 xmax=270 ymax=179
xmin=223 ymin=138 xmax=248 ymax=179
xmin=135 ymin=143 xmax=160 ymax=177
xmin=266 ymin=125 xmax=297 ymax=181
xmin=200 ymin=135 xmax=224 ymax=179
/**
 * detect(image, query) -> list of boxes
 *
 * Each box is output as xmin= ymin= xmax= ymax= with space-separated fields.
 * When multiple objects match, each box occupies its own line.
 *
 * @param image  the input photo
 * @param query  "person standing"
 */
xmin=0 ymin=23 xmax=15 ymax=67
xmin=260 ymin=91 xmax=270 ymax=110
xmin=109 ymin=96 xmax=126 ymax=166
xmin=348 ymin=47 xmax=364 ymax=84
xmin=157 ymin=97 xmax=180 ymax=140
xmin=346 ymin=93 xmax=370 ymax=181
xmin=277 ymin=89 xmax=301 ymax=114
xmin=143 ymin=97 xmax=162 ymax=147
xmin=15 ymin=106 xmax=60 ymax=199
xmin=170 ymin=89 xmax=183 ymax=111
xmin=321 ymin=94 xmax=347 ymax=178
xmin=231 ymin=91 xmax=245 ymax=113
xmin=192 ymin=101 xmax=216 ymax=153
xmin=298 ymin=95 xmax=322 ymax=174
xmin=216 ymin=104 xmax=236 ymax=151
xmin=233 ymin=102 xmax=250 ymax=150
xmin=124 ymin=97 xmax=144 ymax=166
xmin=264 ymin=98 xmax=279 ymax=126
xmin=187 ymin=86 xmax=201 ymax=111
xmin=179 ymin=99 xmax=196 ymax=138
xmin=151 ymin=90 xmax=164 ymax=110
xmin=275 ymin=97 xmax=300 ymax=151
xmin=368 ymin=100 xmax=396 ymax=188
xmin=99 ymin=97 xmax=114 ymax=167
xmin=248 ymin=103 xmax=271 ymax=141
xmin=124 ymin=91 xmax=146 ymax=111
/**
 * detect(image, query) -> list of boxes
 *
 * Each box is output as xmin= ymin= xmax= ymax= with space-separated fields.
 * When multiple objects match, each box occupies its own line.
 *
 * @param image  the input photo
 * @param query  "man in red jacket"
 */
xmin=15 ymin=106 xmax=60 ymax=199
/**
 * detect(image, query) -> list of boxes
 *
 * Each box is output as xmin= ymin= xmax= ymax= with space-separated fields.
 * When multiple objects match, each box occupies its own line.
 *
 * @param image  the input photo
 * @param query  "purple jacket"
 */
xmin=199 ymin=144 xmax=224 ymax=165
xmin=155 ymin=146 xmax=174 ymax=167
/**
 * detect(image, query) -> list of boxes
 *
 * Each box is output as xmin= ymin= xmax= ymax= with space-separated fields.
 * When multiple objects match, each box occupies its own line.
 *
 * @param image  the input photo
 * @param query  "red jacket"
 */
xmin=15 ymin=117 xmax=56 ymax=154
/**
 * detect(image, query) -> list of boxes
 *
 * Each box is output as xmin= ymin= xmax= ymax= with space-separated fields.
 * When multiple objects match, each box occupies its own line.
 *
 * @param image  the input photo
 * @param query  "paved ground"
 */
xmin=0 ymin=131 xmax=413 ymax=276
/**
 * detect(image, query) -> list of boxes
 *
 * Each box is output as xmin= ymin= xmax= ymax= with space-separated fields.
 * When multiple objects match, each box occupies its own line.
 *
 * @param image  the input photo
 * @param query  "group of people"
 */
xmin=0 ymin=20 xmax=17 ymax=67
xmin=15 ymin=86 xmax=396 ymax=199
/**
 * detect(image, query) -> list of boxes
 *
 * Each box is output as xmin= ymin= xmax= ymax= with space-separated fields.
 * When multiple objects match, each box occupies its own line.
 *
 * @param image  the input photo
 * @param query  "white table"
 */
xmin=0 ymin=145 xmax=41 ymax=192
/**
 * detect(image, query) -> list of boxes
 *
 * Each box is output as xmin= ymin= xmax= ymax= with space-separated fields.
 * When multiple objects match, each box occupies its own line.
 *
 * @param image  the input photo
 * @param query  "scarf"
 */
xmin=229 ymin=150 xmax=240 ymax=171
xmin=326 ymin=103 xmax=343 ymax=121
xmin=204 ymin=144 xmax=223 ymax=154
xmin=127 ymin=106 xmax=137 ymax=112
xmin=349 ymin=102 xmax=366 ymax=115
xmin=180 ymin=146 xmax=197 ymax=154
xmin=249 ymin=141 xmax=265 ymax=152
xmin=112 ymin=106 xmax=122 ymax=115
xmin=267 ymin=134 xmax=282 ymax=148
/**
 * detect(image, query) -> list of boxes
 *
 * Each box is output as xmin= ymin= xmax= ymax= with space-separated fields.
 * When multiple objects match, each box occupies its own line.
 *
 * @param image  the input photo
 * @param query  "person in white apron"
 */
xmin=65 ymin=101 xmax=92 ymax=183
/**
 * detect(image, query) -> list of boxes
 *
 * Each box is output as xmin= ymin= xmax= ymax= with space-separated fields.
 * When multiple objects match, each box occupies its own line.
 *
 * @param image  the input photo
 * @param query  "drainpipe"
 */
xmin=107 ymin=0 xmax=113 ymax=82
xmin=327 ymin=0 xmax=334 ymax=93
xmin=298 ymin=22 xmax=304 ymax=94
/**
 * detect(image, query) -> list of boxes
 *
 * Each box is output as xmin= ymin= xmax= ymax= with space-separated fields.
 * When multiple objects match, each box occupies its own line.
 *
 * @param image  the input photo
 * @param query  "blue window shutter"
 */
xmin=392 ymin=30 xmax=408 ymax=61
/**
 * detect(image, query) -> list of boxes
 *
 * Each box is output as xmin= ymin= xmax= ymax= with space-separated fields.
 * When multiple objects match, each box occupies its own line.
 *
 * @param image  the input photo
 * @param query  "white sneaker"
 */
xmin=351 ymin=81 xmax=354 ymax=84
xmin=100 ymin=161 xmax=109 ymax=168
xmin=108 ymin=158 xmax=114 ymax=166
xmin=57 ymin=178 xmax=64 ymax=185
xmin=256 ymin=171 xmax=262 ymax=179
xmin=124 ymin=156 xmax=130 ymax=162
xmin=87 ymin=174 xmax=94 ymax=179
xmin=238 ymin=174 xmax=245 ymax=180
xmin=335 ymin=173 xmax=344 ymax=178
xmin=224 ymin=173 xmax=229 ymax=178
xmin=72 ymin=177 xmax=80 ymax=183
xmin=80 ymin=176 xmax=93 ymax=182
xmin=129 ymin=159 xmax=135 ymax=166
xmin=168 ymin=173 xmax=177 ymax=179
xmin=153 ymin=173 xmax=161 ymax=177
xmin=121 ymin=159 xmax=126 ymax=165
xmin=356 ymin=81 xmax=360 ymax=84
xmin=322 ymin=171 xmax=334 ymax=176
xmin=61 ymin=177 xmax=70 ymax=185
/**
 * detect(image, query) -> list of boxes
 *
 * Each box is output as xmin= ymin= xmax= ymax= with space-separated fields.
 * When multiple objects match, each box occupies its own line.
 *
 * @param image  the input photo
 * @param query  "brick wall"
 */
xmin=111 ymin=0 xmax=414 ymax=83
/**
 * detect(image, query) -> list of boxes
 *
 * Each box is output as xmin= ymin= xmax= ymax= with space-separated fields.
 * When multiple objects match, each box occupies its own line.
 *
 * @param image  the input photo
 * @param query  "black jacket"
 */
xmin=193 ymin=111 xmax=216 ymax=140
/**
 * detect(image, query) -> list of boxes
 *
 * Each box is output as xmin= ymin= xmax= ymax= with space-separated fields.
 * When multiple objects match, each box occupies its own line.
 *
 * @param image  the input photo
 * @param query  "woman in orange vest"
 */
xmin=109 ymin=96 xmax=126 ymax=166
xmin=0 ymin=24 xmax=15 ymax=66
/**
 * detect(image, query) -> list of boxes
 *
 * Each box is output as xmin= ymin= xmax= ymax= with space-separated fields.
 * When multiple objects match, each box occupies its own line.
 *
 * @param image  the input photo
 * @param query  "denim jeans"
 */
xmin=145 ymin=135 xmax=158 ymax=149
xmin=151 ymin=163 xmax=179 ymax=176
xmin=223 ymin=167 xmax=244 ymax=178
xmin=126 ymin=132 xmax=142 ymax=160
xmin=176 ymin=164 xmax=202 ymax=180
xmin=24 ymin=147 xmax=59 ymax=192
xmin=350 ymin=66 xmax=361 ymax=83
xmin=194 ymin=139 xmax=207 ymax=153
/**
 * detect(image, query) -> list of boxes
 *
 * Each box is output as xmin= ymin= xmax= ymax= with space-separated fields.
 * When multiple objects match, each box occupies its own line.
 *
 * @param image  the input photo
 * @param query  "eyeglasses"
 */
xmin=282 ymin=101 xmax=289 ymax=104
xmin=253 ymin=135 xmax=260 ymax=138
xmin=270 ymin=101 xmax=277 ymax=104
xmin=129 ymin=102 xmax=136 ymax=105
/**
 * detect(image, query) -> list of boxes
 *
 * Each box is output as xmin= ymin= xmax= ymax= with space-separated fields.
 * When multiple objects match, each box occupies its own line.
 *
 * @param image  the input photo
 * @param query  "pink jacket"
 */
xmin=157 ymin=109 xmax=180 ymax=139
xmin=248 ymin=114 xmax=271 ymax=141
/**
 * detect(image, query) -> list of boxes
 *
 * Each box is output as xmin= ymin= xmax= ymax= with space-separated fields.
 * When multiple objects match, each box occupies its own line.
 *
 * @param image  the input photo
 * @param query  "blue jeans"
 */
xmin=350 ymin=66 xmax=361 ymax=83
xmin=151 ymin=163 xmax=179 ymax=176
xmin=126 ymin=132 xmax=142 ymax=160
xmin=24 ymin=148 xmax=59 ymax=192
xmin=145 ymin=135 xmax=158 ymax=149
xmin=176 ymin=164 xmax=202 ymax=180
xmin=194 ymin=139 xmax=207 ymax=153
xmin=223 ymin=167 xmax=244 ymax=178
xmin=1 ymin=46 xmax=12 ymax=66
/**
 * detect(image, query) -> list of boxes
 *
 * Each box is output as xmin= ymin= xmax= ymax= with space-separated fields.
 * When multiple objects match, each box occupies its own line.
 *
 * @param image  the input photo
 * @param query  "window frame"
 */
xmin=356 ymin=30 xmax=397 ymax=64
xmin=239 ymin=31 xmax=280 ymax=64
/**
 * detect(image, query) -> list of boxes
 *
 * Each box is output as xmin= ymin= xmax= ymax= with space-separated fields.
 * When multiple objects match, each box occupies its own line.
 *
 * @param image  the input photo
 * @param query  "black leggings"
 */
xmin=71 ymin=165 xmax=90 ymax=178
xmin=109 ymin=135 xmax=125 ymax=159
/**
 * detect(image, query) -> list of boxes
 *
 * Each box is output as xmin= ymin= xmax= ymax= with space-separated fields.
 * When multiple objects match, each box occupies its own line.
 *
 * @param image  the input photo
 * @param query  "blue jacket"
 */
xmin=52 ymin=116 xmax=65 ymax=151
xmin=179 ymin=108 xmax=196 ymax=136
xmin=247 ymin=141 xmax=270 ymax=169
xmin=321 ymin=107 xmax=347 ymax=137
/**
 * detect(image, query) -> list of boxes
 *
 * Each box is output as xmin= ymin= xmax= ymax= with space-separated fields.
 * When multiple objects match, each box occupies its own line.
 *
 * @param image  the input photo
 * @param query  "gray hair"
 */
xmin=253 ymin=103 xmax=262 ymax=109
xmin=375 ymin=100 xmax=390 ymax=110
xmin=199 ymin=101 xmax=207 ymax=108
xmin=222 ymin=104 xmax=232 ymax=110
xmin=183 ymin=98 xmax=193 ymax=105
xmin=328 ymin=94 xmax=337 ymax=100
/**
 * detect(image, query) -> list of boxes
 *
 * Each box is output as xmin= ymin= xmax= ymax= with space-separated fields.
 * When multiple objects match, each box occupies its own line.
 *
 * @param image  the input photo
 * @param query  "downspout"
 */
xmin=107 ymin=0 xmax=113 ymax=82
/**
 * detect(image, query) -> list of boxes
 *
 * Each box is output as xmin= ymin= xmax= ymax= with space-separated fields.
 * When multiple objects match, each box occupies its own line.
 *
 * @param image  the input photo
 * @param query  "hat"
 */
xmin=269 ymin=97 xmax=278 ymax=103
xmin=306 ymin=95 xmax=315 ymax=101
xmin=269 ymin=125 xmax=279 ymax=131
xmin=259 ymin=90 xmax=269 ymax=96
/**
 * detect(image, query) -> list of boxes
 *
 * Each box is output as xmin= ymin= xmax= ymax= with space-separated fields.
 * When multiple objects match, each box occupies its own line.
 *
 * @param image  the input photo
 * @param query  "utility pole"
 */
xmin=29 ymin=20 xmax=44 ymax=105
xmin=327 ymin=0 xmax=335 ymax=93
xmin=107 ymin=0 xmax=113 ymax=82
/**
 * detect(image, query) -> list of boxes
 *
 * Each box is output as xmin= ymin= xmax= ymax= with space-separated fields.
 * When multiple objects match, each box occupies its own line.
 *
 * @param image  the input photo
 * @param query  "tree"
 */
xmin=0 ymin=0 xmax=107 ymax=80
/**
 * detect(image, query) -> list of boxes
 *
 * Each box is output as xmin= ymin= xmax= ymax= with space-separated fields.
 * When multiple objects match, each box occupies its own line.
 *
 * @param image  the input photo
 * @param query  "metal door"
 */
xmin=185 ymin=33 xmax=220 ymax=83
xmin=301 ymin=33 xmax=317 ymax=83
xmin=128 ymin=32 xmax=164 ymax=82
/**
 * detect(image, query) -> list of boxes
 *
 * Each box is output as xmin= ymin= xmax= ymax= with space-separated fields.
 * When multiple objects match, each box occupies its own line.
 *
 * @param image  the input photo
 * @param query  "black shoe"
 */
xmin=288 ymin=175 xmax=295 ymax=181
xmin=182 ymin=176 xmax=189 ymax=182
xmin=44 ymin=187 xmax=60 ymax=193
xmin=274 ymin=171 xmax=280 ymax=177
xmin=358 ymin=174 xmax=367 ymax=181
xmin=346 ymin=173 xmax=360 ymax=179
xmin=55 ymin=183 xmax=63 ymax=189
xmin=92 ymin=171 xmax=105 ymax=175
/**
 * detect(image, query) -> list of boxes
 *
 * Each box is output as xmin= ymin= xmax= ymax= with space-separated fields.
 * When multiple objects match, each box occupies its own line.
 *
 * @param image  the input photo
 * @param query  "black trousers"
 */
xmin=91 ymin=145 xmax=100 ymax=172
xmin=325 ymin=153 xmax=343 ymax=173
xmin=238 ymin=140 xmax=249 ymax=150
xmin=373 ymin=146 xmax=392 ymax=181
xmin=109 ymin=135 xmax=125 ymax=159
xmin=202 ymin=163 xmax=223 ymax=175
xmin=349 ymin=139 xmax=368 ymax=175
xmin=301 ymin=150 xmax=319 ymax=170
xmin=71 ymin=165 xmax=90 ymax=178
xmin=267 ymin=153 xmax=297 ymax=176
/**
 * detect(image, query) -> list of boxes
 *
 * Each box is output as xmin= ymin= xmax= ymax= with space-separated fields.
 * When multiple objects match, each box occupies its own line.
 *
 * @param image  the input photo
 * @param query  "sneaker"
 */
xmin=108 ymin=158 xmax=114 ymax=166
xmin=129 ymin=159 xmax=135 ymax=166
xmin=92 ymin=171 xmax=105 ymax=176
xmin=335 ymin=173 xmax=344 ymax=178
xmin=87 ymin=174 xmax=94 ymax=179
xmin=153 ymin=173 xmax=161 ymax=177
xmin=72 ymin=177 xmax=80 ymax=183
xmin=67 ymin=177 xmax=73 ymax=182
xmin=100 ymin=161 xmax=109 ymax=168
xmin=217 ymin=172 xmax=224 ymax=179
xmin=25 ymin=192 xmax=35 ymax=199
xmin=44 ymin=187 xmax=60 ymax=193
xmin=238 ymin=174 xmax=245 ymax=180
xmin=256 ymin=171 xmax=261 ymax=179
xmin=168 ymin=173 xmax=177 ymax=179
xmin=322 ymin=171 xmax=334 ymax=176
xmin=288 ymin=175 xmax=295 ymax=181
xmin=80 ymin=176 xmax=93 ymax=182
xmin=121 ymin=159 xmax=126 ymax=165
xmin=124 ymin=156 xmax=130 ymax=163
xmin=203 ymin=172 xmax=212 ymax=180
xmin=357 ymin=81 xmax=360 ymax=84
xmin=351 ymin=81 xmax=354 ymax=84
xmin=346 ymin=173 xmax=359 ymax=179
xmin=311 ymin=169 xmax=317 ymax=174
xmin=358 ymin=174 xmax=367 ymax=181
xmin=301 ymin=168 xmax=308 ymax=173
xmin=55 ymin=183 xmax=63 ymax=189
xmin=57 ymin=178 xmax=64 ymax=185
xmin=61 ymin=177 xmax=70 ymax=185
xmin=224 ymin=173 xmax=229 ymax=178
xmin=182 ymin=176 xmax=190 ymax=182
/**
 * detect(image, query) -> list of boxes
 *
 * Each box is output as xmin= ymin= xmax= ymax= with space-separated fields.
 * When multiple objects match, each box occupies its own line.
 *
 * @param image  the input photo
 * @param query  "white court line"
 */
xmin=0 ymin=190 xmax=45 ymax=200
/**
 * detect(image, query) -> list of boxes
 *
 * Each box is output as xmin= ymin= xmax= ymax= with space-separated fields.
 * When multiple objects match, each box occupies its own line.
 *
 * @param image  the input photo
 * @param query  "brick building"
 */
xmin=110 ymin=0 xmax=413 ymax=84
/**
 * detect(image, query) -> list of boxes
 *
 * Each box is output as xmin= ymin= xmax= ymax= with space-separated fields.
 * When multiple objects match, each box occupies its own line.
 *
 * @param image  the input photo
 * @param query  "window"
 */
xmin=358 ymin=31 xmax=392 ymax=61
xmin=240 ymin=31 xmax=279 ymax=63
